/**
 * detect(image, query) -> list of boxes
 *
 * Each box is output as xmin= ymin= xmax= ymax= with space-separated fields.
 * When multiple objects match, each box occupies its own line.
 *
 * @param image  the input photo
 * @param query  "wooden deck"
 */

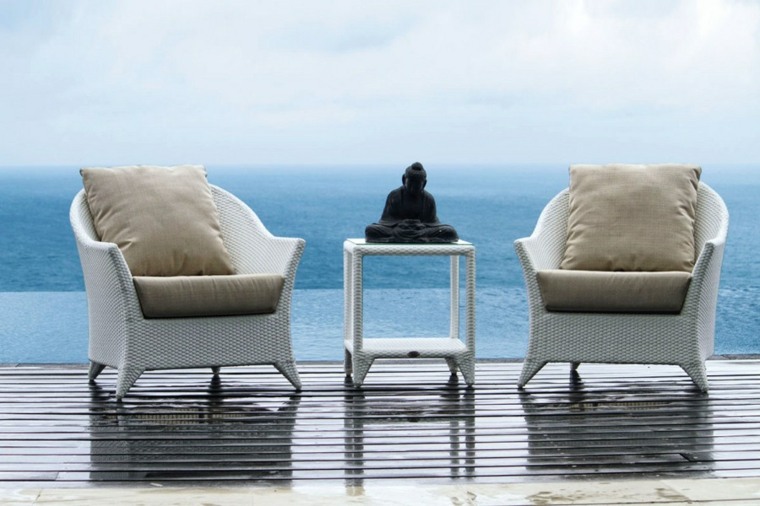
xmin=1 ymin=359 xmax=759 ymax=488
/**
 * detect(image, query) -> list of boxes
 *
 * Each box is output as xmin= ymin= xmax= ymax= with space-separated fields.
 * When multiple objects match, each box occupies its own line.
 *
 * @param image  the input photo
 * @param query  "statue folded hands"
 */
xmin=365 ymin=162 xmax=459 ymax=243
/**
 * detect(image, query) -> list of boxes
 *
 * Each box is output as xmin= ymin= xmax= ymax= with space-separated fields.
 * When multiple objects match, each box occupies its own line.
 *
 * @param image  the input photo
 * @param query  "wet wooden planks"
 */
xmin=0 ymin=359 xmax=759 ymax=486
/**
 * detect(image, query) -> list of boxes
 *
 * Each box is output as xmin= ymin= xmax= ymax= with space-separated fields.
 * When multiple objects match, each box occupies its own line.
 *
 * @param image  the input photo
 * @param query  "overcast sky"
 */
xmin=1 ymin=0 xmax=759 ymax=167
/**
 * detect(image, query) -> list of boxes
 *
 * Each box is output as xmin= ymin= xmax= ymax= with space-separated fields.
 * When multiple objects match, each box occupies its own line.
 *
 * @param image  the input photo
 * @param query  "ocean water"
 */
xmin=0 ymin=164 xmax=757 ymax=363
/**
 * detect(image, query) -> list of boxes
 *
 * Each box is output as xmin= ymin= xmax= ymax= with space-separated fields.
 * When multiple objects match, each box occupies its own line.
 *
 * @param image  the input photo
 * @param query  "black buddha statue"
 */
xmin=365 ymin=162 xmax=459 ymax=243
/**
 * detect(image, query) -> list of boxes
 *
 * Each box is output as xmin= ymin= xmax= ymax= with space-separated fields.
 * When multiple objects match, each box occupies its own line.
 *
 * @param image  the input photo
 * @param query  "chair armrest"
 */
xmin=70 ymin=190 xmax=145 ymax=365
xmin=70 ymin=191 xmax=139 ymax=311
xmin=513 ymin=191 xmax=570 ymax=315
xmin=514 ymin=233 xmax=560 ymax=273
xmin=685 ymin=237 xmax=725 ymax=310
xmin=685 ymin=183 xmax=729 ymax=315
xmin=238 ymin=235 xmax=305 ymax=277
xmin=236 ymin=236 xmax=305 ymax=317
xmin=73 ymin=232 xmax=141 ymax=316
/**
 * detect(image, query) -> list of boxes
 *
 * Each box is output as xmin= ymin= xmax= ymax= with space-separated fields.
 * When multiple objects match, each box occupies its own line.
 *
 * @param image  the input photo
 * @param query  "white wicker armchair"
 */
xmin=70 ymin=185 xmax=305 ymax=399
xmin=514 ymin=183 xmax=728 ymax=391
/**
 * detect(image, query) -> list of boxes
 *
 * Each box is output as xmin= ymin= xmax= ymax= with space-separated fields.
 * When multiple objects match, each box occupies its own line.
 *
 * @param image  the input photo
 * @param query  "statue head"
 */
xmin=402 ymin=162 xmax=427 ymax=195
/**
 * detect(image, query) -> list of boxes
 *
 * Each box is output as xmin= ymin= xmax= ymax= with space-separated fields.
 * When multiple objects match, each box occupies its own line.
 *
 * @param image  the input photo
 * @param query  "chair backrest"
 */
xmin=208 ymin=185 xmax=271 ymax=247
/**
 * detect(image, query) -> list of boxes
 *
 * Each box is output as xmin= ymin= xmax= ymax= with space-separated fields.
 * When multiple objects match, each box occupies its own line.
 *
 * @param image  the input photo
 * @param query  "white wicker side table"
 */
xmin=343 ymin=239 xmax=476 ymax=387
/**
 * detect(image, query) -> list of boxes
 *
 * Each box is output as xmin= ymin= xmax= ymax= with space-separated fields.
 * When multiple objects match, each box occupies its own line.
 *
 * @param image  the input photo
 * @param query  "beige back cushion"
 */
xmin=560 ymin=164 xmax=701 ymax=272
xmin=81 ymin=165 xmax=236 ymax=276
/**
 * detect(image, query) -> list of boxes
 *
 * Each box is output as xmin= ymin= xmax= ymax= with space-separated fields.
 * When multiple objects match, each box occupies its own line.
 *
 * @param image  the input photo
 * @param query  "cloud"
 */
xmin=0 ymin=0 xmax=758 ymax=165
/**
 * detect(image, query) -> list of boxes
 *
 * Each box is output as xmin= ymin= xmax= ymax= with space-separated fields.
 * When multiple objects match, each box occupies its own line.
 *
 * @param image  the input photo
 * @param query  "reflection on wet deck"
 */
xmin=1 ymin=360 xmax=759 ymax=486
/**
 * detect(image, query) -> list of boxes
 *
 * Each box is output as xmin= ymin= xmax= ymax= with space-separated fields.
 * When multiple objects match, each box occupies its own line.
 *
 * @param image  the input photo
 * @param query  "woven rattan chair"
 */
xmin=515 ymin=182 xmax=728 ymax=391
xmin=70 ymin=185 xmax=304 ymax=399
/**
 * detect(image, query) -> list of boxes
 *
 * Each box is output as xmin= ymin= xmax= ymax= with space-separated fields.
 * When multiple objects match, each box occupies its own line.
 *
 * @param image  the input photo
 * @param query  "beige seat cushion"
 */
xmin=537 ymin=270 xmax=692 ymax=314
xmin=560 ymin=164 xmax=701 ymax=272
xmin=133 ymin=274 xmax=285 ymax=318
xmin=81 ymin=165 xmax=235 ymax=276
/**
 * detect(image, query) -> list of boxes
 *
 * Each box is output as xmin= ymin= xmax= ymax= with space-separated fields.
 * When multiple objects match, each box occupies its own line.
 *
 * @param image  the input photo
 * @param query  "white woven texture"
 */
xmin=70 ymin=185 xmax=305 ymax=399
xmin=514 ymin=183 xmax=729 ymax=391
xmin=343 ymin=240 xmax=476 ymax=387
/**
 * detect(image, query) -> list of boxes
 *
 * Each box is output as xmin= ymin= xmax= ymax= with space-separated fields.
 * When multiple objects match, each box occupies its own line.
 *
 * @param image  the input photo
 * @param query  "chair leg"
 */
xmin=518 ymin=359 xmax=547 ymax=388
xmin=456 ymin=357 xmax=475 ymax=387
xmin=681 ymin=361 xmax=709 ymax=392
xmin=274 ymin=360 xmax=302 ymax=390
xmin=570 ymin=362 xmax=582 ymax=383
xmin=211 ymin=366 xmax=220 ymax=376
xmin=88 ymin=361 xmax=106 ymax=381
xmin=115 ymin=366 xmax=144 ymax=401
xmin=445 ymin=358 xmax=458 ymax=374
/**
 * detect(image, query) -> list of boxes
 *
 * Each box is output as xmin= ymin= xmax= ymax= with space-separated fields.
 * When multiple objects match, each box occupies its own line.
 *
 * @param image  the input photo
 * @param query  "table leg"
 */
xmin=450 ymin=255 xmax=460 ymax=340
xmin=351 ymin=251 xmax=369 ymax=386
xmin=343 ymin=248 xmax=352 ymax=376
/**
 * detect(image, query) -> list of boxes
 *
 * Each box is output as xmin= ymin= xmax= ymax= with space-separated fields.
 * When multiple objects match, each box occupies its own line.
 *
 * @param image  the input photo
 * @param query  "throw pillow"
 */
xmin=560 ymin=164 xmax=701 ymax=272
xmin=80 ymin=164 xmax=236 ymax=276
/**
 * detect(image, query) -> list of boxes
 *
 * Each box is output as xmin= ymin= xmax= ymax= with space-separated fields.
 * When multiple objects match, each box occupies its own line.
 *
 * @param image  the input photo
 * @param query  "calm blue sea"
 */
xmin=0 ymin=164 xmax=757 ymax=363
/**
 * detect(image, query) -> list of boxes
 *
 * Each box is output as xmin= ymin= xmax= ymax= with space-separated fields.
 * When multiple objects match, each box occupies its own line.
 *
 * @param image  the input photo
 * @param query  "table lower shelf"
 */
xmin=344 ymin=337 xmax=469 ymax=358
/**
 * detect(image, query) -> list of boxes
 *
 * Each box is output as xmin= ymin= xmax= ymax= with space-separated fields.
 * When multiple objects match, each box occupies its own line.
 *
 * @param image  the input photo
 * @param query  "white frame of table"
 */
xmin=343 ymin=239 xmax=476 ymax=387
